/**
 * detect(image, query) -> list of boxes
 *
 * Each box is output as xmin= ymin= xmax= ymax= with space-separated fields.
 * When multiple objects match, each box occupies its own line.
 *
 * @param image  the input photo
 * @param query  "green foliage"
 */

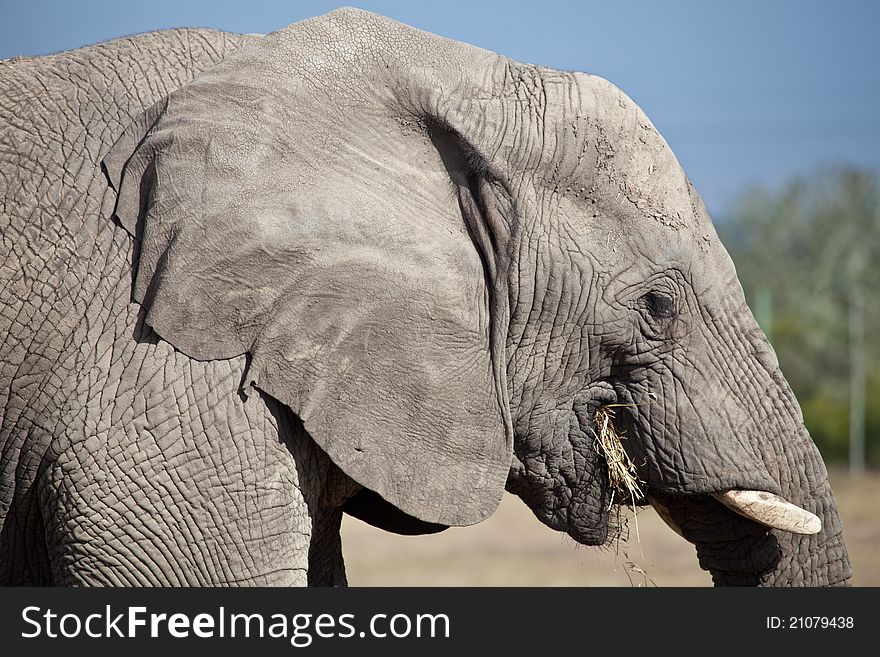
xmin=717 ymin=167 xmax=879 ymax=466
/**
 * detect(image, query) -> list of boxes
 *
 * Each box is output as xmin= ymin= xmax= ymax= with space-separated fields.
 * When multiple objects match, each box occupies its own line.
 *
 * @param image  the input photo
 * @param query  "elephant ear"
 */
xmin=101 ymin=36 xmax=512 ymax=527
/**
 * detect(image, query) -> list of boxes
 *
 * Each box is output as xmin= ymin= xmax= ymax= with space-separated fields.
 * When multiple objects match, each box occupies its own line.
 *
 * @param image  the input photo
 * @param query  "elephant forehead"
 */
xmin=560 ymin=73 xmax=714 ymax=238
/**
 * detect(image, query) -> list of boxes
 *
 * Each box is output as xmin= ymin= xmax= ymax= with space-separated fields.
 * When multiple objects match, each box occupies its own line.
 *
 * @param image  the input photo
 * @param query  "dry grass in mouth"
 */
xmin=593 ymin=405 xmax=649 ymax=566
xmin=593 ymin=405 xmax=645 ymax=506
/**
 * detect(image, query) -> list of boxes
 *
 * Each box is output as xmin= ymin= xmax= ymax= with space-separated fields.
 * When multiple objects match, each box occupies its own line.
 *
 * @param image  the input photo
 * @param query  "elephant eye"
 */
xmin=644 ymin=291 xmax=676 ymax=318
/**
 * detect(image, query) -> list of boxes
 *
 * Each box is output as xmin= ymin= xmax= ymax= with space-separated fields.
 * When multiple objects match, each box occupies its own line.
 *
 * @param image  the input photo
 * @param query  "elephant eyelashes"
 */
xmin=636 ymin=290 xmax=681 ymax=341
xmin=644 ymin=291 xmax=676 ymax=319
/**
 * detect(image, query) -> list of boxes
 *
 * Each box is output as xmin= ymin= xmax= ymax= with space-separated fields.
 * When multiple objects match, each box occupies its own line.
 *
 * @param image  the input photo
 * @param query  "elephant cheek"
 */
xmin=565 ymin=465 xmax=613 ymax=545
xmin=506 ymin=404 xmax=615 ymax=546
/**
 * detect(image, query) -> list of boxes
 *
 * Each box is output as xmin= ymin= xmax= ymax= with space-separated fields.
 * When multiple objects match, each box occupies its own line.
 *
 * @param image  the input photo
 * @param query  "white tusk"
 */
xmin=711 ymin=489 xmax=822 ymax=535
xmin=647 ymin=494 xmax=686 ymax=539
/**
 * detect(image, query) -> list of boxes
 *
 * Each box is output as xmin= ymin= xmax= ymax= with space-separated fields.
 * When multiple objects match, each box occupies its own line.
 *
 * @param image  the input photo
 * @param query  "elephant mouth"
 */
xmin=647 ymin=489 xmax=821 ymax=537
xmin=592 ymin=404 xmax=821 ymax=538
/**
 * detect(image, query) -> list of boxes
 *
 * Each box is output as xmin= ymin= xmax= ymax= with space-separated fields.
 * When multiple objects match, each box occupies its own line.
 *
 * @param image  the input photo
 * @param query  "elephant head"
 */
xmin=102 ymin=8 xmax=850 ymax=585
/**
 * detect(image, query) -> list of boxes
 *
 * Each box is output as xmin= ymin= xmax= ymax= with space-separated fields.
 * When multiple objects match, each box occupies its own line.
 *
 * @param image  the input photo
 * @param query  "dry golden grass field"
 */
xmin=341 ymin=468 xmax=880 ymax=586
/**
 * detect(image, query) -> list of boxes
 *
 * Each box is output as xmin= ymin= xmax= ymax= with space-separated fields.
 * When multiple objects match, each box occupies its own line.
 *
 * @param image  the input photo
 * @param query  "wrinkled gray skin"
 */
xmin=0 ymin=9 xmax=851 ymax=585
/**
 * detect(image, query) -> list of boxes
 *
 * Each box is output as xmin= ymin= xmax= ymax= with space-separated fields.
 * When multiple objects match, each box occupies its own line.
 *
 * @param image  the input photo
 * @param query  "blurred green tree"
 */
xmin=718 ymin=167 xmax=879 ymax=469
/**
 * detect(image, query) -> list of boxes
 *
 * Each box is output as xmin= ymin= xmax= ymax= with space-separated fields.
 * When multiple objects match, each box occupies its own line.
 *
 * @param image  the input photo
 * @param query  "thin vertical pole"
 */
xmin=849 ymin=290 xmax=866 ymax=475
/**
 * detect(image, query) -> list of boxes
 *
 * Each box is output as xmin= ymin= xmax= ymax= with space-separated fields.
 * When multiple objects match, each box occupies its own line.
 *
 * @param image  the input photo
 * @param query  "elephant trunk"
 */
xmin=714 ymin=315 xmax=851 ymax=585
xmin=697 ymin=424 xmax=850 ymax=586
xmin=647 ymin=348 xmax=851 ymax=585
xmin=627 ymin=282 xmax=852 ymax=585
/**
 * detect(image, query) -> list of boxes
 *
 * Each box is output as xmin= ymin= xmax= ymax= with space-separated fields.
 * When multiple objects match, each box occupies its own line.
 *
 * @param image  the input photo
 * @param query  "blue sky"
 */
xmin=2 ymin=0 xmax=878 ymax=216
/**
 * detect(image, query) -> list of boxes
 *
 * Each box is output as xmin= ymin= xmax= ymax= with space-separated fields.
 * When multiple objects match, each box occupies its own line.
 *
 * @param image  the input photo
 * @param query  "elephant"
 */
xmin=0 ymin=8 xmax=851 ymax=586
